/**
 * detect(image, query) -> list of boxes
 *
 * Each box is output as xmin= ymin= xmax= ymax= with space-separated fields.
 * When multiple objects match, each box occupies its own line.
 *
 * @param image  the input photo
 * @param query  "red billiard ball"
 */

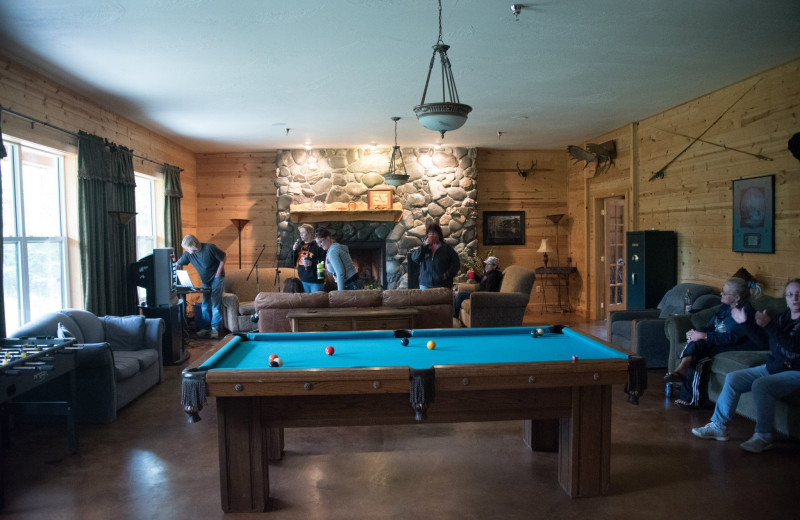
xmin=269 ymin=353 xmax=278 ymax=363
xmin=572 ymin=355 xmax=579 ymax=363
xmin=325 ymin=346 xmax=335 ymax=356
xmin=400 ymin=337 xmax=409 ymax=346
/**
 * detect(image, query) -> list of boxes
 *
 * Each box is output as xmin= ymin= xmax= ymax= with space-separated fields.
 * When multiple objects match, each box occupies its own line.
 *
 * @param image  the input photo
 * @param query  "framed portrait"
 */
xmin=367 ymin=189 xmax=393 ymax=210
xmin=732 ymin=175 xmax=774 ymax=254
xmin=483 ymin=211 xmax=526 ymax=245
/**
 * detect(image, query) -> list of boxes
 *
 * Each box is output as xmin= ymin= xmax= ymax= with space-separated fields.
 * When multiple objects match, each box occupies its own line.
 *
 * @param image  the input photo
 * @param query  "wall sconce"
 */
xmin=230 ymin=218 xmax=250 ymax=269
xmin=536 ymin=238 xmax=553 ymax=268
xmin=108 ymin=211 xmax=137 ymax=226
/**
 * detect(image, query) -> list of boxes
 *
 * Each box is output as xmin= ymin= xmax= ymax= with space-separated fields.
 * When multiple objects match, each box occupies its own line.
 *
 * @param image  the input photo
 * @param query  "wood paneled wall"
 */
xmin=0 ymin=54 xmax=198 ymax=307
xmin=475 ymin=149 xmax=571 ymax=311
xmin=195 ymin=152 xmax=279 ymax=274
xmin=577 ymin=58 xmax=800 ymax=318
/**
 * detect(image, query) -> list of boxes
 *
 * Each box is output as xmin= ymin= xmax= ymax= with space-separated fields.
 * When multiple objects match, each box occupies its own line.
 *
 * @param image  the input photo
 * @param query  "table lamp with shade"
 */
xmin=537 ymin=238 xmax=553 ymax=268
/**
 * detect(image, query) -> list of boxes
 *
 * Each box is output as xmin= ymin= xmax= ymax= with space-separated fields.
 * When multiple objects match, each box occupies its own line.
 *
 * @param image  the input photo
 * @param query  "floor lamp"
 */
xmin=230 ymin=219 xmax=250 ymax=269
xmin=546 ymin=214 xmax=565 ymax=266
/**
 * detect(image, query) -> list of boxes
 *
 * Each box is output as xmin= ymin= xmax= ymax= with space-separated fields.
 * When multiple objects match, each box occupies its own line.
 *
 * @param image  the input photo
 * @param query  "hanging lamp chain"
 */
xmin=437 ymin=0 xmax=443 ymax=44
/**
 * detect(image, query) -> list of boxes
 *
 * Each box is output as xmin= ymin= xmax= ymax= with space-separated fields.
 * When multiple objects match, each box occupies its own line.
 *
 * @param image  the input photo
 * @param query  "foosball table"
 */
xmin=0 ymin=337 xmax=80 ymax=509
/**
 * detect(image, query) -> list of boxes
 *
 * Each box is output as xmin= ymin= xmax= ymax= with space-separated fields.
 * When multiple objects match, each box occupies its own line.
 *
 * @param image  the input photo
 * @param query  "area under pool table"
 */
xmin=182 ymin=326 xmax=646 ymax=513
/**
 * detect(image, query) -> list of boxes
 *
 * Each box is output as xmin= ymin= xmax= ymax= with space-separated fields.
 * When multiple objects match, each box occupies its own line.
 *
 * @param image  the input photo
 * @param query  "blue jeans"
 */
xmin=711 ymin=364 xmax=800 ymax=434
xmin=202 ymin=276 xmax=225 ymax=330
xmin=302 ymin=282 xmax=324 ymax=293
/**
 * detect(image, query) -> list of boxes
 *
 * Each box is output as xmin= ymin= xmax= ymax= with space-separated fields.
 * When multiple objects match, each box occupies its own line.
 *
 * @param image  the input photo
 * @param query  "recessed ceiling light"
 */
xmin=511 ymin=115 xmax=529 ymax=120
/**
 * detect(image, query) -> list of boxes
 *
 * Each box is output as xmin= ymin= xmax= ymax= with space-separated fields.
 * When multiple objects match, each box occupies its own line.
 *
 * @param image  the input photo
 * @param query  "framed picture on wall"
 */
xmin=483 ymin=211 xmax=526 ymax=245
xmin=732 ymin=174 xmax=774 ymax=253
xmin=367 ymin=189 xmax=393 ymax=210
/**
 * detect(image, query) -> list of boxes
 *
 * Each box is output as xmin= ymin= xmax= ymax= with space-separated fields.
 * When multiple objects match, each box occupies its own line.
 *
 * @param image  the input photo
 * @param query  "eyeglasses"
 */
xmin=721 ymin=291 xmax=735 ymax=297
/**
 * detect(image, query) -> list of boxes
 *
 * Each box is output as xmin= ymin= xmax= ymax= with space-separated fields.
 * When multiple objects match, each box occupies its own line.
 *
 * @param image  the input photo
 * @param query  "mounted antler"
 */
xmin=516 ymin=160 xmax=536 ymax=180
xmin=567 ymin=140 xmax=617 ymax=175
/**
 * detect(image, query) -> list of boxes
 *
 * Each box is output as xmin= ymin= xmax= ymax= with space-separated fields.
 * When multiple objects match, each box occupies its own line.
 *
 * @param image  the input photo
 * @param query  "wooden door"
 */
xmin=604 ymin=198 xmax=625 ymax=315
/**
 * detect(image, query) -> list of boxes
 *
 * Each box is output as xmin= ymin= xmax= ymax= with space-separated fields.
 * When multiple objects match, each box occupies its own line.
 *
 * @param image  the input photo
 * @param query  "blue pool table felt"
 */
xmin=201 ymin=326 xmax=627 ymax=371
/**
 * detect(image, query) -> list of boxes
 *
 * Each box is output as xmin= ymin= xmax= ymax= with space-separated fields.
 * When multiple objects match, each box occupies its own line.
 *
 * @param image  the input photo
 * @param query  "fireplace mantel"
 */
xmin=289 ymin=202 xmax=403 ymax=223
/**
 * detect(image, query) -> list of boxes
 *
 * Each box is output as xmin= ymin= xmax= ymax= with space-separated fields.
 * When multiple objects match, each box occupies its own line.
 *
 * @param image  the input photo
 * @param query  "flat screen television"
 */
xmin=132 ymin=248 xmax=178 ymax=307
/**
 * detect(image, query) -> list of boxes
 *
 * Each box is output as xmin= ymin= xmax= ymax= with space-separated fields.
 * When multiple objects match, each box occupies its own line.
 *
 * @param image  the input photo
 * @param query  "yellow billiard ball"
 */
xmin=426 ymin=340 xmax=436 ymax=350
xmin=536 ymin=328 xmax=545 ymax=336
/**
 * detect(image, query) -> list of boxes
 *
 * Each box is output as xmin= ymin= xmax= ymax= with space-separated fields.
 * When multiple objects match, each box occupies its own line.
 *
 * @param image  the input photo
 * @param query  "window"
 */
xmin=2 ymin=138 xmax=69 ymax=331
xmin=134 ymin=173 xmax=157 ymax=260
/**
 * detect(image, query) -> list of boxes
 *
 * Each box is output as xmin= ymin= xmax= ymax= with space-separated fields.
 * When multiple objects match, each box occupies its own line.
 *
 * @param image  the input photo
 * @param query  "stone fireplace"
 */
xmin=274 ymin=147 xmax=478 ymax=289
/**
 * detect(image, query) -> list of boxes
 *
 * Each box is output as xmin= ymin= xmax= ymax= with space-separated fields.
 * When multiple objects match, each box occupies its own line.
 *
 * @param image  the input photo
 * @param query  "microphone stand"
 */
xmin=247 ymin=244 xmax=266 ymax=293
xmin=273 ymin=239 xmax=282 ymax=291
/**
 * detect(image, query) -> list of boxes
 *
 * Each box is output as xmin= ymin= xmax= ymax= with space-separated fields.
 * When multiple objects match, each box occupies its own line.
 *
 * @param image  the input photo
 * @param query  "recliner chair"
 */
xmin=459 ymin=265 xmax=536 ymax=328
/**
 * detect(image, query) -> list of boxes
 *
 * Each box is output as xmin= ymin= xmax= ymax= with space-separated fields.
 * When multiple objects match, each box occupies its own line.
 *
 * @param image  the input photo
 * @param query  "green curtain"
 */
xmin=0 ymin=106 xmax=7 ymax=337
xmin=163 ymin=163 xmax=183 ymax=258
xmin=77 ymin=131 xmax=137 ymax=316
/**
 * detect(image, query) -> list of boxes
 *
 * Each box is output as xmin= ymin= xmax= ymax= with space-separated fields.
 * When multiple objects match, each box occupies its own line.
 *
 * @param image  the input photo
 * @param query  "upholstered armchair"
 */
xmin=220 ymin=267 xmax=298 ymax=333
xmin=459 ymin=265 xmax=536 ymax=328
xmin=607 ymin=283 xmax=718 ymax=368
xmin=10 ymin=309 xmax=164 ymax=423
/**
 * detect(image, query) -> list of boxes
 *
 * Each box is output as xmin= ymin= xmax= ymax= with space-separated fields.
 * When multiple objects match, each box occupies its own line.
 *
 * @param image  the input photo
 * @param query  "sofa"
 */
xmin=254 ymin=287 xmax=453 ymax=333
xmin=10 ymin=309 xmax=164 ymax=423
xmin=218 ymin=267 xmax=298 ymax=333
xmin=664 ymin=293 xmax=800 ymax=440
xmin=458 ymin=265 xmax=536 ymax=328
xmin=607 ymin=283 xmax=718 ymax=368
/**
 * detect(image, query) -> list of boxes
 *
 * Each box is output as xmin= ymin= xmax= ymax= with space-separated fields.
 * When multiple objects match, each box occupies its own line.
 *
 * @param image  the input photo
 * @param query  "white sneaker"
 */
xmin=196 ymin=328 xmax=211 ymax=338
xmin=209 ymin=329 xmax=219 ymax=339
xmin=691 ymin=422 xmax=730 ymax=441
xmin=740 ymin=434 xmax=774 ymax=453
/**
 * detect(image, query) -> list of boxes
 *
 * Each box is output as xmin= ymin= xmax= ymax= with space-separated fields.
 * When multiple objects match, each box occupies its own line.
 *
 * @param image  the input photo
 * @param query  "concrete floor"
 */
xmin=2 ymin=315 xmax=798 ymax=520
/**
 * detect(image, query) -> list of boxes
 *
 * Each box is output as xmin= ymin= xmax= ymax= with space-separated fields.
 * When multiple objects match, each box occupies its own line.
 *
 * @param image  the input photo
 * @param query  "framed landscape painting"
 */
xmin=483 ymin=211 xmax=526 ymax=245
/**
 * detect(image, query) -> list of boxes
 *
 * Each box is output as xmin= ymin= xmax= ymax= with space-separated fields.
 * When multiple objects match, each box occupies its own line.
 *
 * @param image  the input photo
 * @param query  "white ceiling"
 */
xmin=0 ymin=1 xmax=798 ymax=153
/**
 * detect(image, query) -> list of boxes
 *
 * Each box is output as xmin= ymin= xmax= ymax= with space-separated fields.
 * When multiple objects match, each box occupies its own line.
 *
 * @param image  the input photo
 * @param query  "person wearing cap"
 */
xmin=453 ymin=256 xmax=504 ymax=318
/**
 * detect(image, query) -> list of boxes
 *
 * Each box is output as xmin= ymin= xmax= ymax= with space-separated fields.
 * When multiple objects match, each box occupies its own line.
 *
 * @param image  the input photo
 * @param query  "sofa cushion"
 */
xmin=239 ymin=302 xmax=255 ymax=315
xmin=657 ymin=283 xmax=717 ymax=318
xmin=611 ymin=320 xmax=632 ymax=341
xmin=711 ymin=350 xmax=770 ymax=375
xmin=383 ymin=287 xmax=453 ymax=306
xmin=114 ymin=349 xmax=159 ymax=373
xmin=113 ymin=354 xmax=142 ymax=381
xmin=102 ymin=315 xmax=146 ymax=351
xmin=328 ymin=289 xmax=383 ymax=308
xmin=255 ymin=291 xmax=329 ymax=309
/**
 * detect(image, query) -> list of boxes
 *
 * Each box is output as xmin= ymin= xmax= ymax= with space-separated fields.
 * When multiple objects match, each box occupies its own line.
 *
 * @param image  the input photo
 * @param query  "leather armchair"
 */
xmin=459 ymin=265 xmax=536 ymax=328
xmin=607 ymin=283 xmax=718 ymax=368
xmin=10 ymin=309 xmax=164 ymax=423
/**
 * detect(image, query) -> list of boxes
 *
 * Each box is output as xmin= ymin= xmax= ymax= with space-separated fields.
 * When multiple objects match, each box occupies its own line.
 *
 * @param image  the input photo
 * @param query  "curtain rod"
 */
xmin=0 ymin=106 xmax=183 ymax=171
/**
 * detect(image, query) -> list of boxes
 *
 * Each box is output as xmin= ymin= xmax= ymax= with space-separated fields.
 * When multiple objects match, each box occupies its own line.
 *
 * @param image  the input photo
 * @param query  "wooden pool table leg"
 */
xmin=558 ymin=385 xmax=612 ymax=497
xmin=522 ymin=419 xmax=559 ymax=452
xmin=216 ymin=397 xmax=270 ymax=513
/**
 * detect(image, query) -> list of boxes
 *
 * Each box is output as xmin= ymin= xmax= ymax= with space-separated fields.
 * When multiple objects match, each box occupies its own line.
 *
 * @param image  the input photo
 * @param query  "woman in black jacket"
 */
xmin=409 ymin=222 xmax=460 ymax=289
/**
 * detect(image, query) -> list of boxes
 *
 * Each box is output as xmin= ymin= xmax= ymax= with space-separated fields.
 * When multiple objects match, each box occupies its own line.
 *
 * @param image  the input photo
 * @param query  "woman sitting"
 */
xmin=665 ymin=277 xmax=763 ymax=407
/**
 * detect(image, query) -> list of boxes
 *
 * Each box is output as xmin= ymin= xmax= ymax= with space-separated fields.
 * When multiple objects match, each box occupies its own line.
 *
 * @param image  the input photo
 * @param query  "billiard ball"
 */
xmin=325 ymin=346 xmax=335 ymax=356
xmin=536 ymin=328 xmax=545 ymax=336
xmin=270 ymin=357 xmax=284 ymax=367
xmin=400 ymin=337 xmax=409 ymax=346
xmin=269 ymin=353 xmax=278 ymax=363
xmin=571 ymin=355 xmax=578 ymax=363
xmin=427 ymin=340 xmax=436 ymax=350
xmin=531 ymin=329 xmax=539 ymax=338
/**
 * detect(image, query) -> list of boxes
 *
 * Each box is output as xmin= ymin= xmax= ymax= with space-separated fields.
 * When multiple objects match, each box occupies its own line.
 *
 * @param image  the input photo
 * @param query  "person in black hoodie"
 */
xmin=453 ymin=256 xmax=503 ymax=318
xmin=291 ymin=224 xmax=326 ymax=293
xmin=409 ymin=222 xmax=460 ymax=290
xmin=691 ymin=278 xmax=800 ymax=453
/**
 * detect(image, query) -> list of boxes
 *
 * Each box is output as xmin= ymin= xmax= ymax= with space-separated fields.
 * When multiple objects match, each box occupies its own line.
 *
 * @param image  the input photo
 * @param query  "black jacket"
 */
xmin=292 ymin=241 xmax=326 ymax=284
xmin=410 ymin=242 xmax=460 ymax=289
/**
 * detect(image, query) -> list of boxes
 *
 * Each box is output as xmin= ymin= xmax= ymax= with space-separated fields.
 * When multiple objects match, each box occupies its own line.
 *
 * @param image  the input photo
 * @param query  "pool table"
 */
xmin=182 ymin=326 xmax=646 ymax=513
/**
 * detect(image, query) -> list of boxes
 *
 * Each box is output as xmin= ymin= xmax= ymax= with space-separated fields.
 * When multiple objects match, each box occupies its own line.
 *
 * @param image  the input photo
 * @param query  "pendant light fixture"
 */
xmin=384 ymin=116 xmax=409 ymax=187
xmin=413 ymin=0 xmax=472 ymax=138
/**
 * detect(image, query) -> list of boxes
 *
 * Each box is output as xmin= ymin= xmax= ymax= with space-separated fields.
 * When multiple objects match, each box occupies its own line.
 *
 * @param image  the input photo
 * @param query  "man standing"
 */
xmin=176 ymin=234 xmax=226 ymax=339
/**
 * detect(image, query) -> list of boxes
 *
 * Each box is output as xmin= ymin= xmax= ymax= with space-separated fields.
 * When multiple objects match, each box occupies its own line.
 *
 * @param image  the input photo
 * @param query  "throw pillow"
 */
xmin=102 ymin=315 xmax=146 ymax=351
xmin=657 ymin=283 xmax=717 ymax=318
